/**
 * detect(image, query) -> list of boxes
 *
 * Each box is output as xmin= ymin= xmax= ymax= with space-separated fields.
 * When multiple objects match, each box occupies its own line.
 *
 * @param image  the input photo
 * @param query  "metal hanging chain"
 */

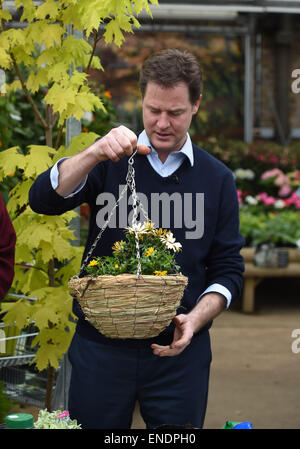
xmin=78 ymin=149 xmax=148 ymax=278
xmin=126 ymin=151 xmax=142 ymax=279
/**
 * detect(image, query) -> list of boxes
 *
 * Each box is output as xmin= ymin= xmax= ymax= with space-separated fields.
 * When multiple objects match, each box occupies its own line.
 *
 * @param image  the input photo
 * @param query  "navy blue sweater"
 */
xmin=29 ymin=143 xmax=244 ymax=347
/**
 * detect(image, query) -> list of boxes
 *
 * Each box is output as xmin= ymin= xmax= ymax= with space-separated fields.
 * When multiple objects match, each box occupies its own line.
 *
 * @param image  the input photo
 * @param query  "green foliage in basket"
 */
xmin=84 ymin=221 xmax=182 ymax=277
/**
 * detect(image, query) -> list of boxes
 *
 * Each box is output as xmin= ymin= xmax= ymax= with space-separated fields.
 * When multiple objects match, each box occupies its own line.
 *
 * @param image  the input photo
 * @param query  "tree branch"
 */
xmin=10 ymin=53 xmax=48 ymax=130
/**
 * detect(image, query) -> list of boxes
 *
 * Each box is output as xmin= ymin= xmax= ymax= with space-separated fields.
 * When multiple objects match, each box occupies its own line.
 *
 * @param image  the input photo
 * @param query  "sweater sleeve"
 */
xmin=204 ymin=170 xmax=245 ymax=302
xmin=29 ymin=163 xmax=105 ymax=216
xmin=0 ymin=194 xmax=16 ymax=299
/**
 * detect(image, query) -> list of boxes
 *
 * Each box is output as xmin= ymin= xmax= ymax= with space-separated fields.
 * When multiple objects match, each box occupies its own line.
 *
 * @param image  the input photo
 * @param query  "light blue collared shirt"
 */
xmin=50 ymin=130 xmax=231 ymax=307
xmin=138 ymin=129 xmax=194 ymax=176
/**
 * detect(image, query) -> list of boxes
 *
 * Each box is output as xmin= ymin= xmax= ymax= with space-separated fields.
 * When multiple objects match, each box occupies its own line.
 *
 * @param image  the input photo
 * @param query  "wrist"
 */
xmin=87 ymin=140 xmax=107 ymax=164
xmin=188 ymin=292 xmax=226 ymax=334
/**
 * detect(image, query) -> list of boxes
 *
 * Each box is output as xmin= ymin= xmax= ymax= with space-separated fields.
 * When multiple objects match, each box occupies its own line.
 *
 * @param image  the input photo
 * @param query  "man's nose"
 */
xmin=157 ymin=112 xmax=170 ymax=129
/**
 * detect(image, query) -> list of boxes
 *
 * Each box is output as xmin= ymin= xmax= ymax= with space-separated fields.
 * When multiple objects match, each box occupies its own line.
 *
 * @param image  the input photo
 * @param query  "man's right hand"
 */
xmin=55 ymin=125 xmax=150 ymax=197
xmin=94 ymin=125 xmax=150 ymax=162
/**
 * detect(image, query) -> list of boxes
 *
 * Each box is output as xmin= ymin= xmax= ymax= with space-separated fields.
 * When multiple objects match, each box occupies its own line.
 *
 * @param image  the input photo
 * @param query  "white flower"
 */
xmin=125 ymin=222 xmax=148 ymax=234
xmin=234 ymin=168 xmax=255 ymax=180
xmin=160 ymin=231 xmax=182 ymax=252
xmin=274 ymin=199 xmax=285 ymax=209
xmin=245 ymin=195 xmax=258 ymax=205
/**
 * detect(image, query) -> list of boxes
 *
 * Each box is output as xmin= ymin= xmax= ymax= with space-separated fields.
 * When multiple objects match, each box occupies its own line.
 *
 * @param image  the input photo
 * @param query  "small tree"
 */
xmin=0 ymin=0 xmax=157 ymax=410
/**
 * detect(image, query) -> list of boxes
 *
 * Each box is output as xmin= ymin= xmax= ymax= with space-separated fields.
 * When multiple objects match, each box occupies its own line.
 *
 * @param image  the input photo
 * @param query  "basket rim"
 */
xmin=70 ymin=272 xmax=188 ymax=281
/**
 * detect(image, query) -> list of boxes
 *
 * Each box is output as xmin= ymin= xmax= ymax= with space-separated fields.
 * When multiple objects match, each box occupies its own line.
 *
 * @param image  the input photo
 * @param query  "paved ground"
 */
xmin=131 ymin=278 xmax=300 ymax=429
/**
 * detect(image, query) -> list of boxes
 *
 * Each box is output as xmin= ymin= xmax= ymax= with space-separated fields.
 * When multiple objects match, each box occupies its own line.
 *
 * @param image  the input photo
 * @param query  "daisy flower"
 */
xmin=125 ymin=222 xmax=148 ymax=235
xmin=160 ymin=231 xmax=182 ymax=252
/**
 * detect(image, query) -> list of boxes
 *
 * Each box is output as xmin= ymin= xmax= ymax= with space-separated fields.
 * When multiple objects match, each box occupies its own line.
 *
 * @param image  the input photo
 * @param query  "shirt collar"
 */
xmin=137 ymin=130 xmax=194 ymax=167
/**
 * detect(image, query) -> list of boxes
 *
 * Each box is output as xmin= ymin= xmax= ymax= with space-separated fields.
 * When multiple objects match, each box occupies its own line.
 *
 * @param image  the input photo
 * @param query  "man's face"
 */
xmin=142 ymin=81 xmax=201 ymax=160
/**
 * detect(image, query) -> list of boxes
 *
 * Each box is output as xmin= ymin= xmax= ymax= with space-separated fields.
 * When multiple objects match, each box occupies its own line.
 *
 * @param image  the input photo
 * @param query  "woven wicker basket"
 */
xmin=69 ymin=273 xmax=188 ymax=339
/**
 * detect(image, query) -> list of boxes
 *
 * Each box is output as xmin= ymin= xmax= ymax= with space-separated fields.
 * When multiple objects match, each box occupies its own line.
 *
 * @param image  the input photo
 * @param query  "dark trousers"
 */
xmin=67 ymin=330 xmax=212 ymax=429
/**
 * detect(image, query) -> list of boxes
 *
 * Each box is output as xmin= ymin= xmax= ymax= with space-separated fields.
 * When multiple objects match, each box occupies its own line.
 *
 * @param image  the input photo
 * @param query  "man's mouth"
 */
xmin=155 ymin=132 xmax=172 ymax=139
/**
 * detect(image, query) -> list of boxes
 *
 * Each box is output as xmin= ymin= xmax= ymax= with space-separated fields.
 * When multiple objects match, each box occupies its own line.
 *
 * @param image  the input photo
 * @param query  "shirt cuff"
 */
xmin=197 ymin=283 xmax=232 ymax=309
xmin=50 ymin=157 xmax=87 ymax=198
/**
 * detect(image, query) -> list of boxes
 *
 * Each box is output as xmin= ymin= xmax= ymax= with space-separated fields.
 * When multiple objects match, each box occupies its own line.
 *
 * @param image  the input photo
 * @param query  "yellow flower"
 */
xmin=143 ymin=221 xmax=156 ymax=233
xmin=88 ymin=259 xmax=98 ymax=267
xmin=112 ymin=240 xmax=125 ymax=253
xmin=154 ymin=270 xmax=167 ymax=276
xmin=154 ymin=228 xmax=167 ymax=237
xmin=114 ymin=264 xmax=119 ymax=269
xmin=145 ymin=247 xmax=155 ymax=257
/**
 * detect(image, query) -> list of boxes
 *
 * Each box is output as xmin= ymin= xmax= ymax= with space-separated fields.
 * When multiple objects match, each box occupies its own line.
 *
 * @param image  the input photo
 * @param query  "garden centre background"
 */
xmin=0 ymin=0 xmax=300 ymax=429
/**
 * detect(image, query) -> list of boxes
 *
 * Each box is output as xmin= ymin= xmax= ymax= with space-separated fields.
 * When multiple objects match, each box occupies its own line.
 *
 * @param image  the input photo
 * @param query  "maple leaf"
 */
xmin=0 ymin=48 xmax=12 ymax=69
xmin=35 ymin=0 xmax=59 ymax=21
xmin=1 ymin=300 xmax=33 ymax=330
xmin=23 ymin=145 xmax=55 ymax=178
xmin=0 ymin=147 xmax=26 ymax=180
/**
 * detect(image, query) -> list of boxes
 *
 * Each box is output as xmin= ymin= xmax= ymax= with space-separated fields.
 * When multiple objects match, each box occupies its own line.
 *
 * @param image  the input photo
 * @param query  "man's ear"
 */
xmin=192 ymin=94 xmax=202 ymax=115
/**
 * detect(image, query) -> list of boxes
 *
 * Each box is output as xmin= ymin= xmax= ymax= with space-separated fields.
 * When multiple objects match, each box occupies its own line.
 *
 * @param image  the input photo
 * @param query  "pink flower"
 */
xmin=279 ymin=184 xmax=292 ymax=197
xmin=261 ymin=168 xmax=282 ymax=180
xmin=237 ymin=189 xmax=243 ymax=204
xmin=264 ymin=196 xmax=276 ymax=206
xmin=257 ymin=192 xmax=276 ymax=205
xmin=257 ymin=192 xmax=268 ymax=201
xmin=284 ymin=192 xmax=300 ymax=209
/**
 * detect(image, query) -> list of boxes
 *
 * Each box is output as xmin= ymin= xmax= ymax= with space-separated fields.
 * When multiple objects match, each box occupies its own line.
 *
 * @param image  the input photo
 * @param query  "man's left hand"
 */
xmin=150 ymin=292 xmax=226 ymax=357
xmin=151 ymin=314 xmax=194 ymax=357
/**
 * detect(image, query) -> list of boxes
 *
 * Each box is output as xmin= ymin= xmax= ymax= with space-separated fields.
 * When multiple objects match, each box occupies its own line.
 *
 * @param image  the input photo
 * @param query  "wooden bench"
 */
xmin=241 ymin=248 xmax=300 ymax=313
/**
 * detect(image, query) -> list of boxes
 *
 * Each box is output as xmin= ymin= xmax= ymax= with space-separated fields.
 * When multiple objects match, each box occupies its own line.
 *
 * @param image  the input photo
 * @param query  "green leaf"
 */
xmin=0 ymin=48 xmax=12 ymax=69
xmin=26 ymin=68 xmax=49 ymax=93
xmin=7 ymin=179 xmax=33 ymax=212
xmin=23 ymin=145 xmax=55 ymax=178
xmin=1 ymin=300 xmax=33 ymax=330
xmin=0 ymin=147 xmax=25 ymax=180
xmin=104 ymin=19 xmax=125 ymax=47
xmin=40 ymin=23 xmax=64 ymax=48
xmin=0 ymin=9 xmax=12 ymax=21
xmin=35 ymin=0 xmax=59 ymax=20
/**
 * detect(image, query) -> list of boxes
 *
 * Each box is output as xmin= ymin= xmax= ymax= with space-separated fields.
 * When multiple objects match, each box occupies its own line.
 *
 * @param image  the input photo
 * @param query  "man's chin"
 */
xmin=150 ymin=137 xmax=174 ymax=152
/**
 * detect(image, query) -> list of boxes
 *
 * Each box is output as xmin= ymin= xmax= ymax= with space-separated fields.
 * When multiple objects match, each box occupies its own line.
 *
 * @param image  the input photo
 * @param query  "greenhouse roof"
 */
xmin=139 ymin=1 xmax=300 ymax=21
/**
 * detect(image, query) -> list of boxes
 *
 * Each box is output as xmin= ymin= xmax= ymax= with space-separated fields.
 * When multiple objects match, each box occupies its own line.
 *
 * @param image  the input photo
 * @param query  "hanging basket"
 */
xmin=68 ymin=150 xmax=188 ymax=339
xmin=69 ymin=272 xmax=188 ymax=339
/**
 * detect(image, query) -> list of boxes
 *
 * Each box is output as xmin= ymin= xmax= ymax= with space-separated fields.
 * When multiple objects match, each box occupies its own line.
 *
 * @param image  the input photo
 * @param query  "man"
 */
xmin=0 ymin=193 xmax=16 ymax=300
xmin=29 ymin=49 xmax=244 ymax=429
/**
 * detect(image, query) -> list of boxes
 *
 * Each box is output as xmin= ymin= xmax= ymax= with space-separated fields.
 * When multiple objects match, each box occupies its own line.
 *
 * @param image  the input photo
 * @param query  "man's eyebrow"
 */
xmin=147 ymin=104 xmax=185 ymax=113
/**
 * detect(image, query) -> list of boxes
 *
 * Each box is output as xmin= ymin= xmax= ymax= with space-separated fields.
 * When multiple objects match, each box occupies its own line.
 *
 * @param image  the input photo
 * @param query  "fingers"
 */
xmin=151 ymin=342 xmax=187 ymax=357
xmin=137 ymin=144 xmax=151 ymax=155
xmin=150 ymin=315 xmax=194 ymax=357
xmin=96 ymin=126 xmax=149 ymax=162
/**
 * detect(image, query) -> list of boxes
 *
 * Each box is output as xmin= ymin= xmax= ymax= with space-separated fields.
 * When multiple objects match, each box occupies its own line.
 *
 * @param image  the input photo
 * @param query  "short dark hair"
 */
xmin=139 ymin=48 xmax=202 ymax=104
